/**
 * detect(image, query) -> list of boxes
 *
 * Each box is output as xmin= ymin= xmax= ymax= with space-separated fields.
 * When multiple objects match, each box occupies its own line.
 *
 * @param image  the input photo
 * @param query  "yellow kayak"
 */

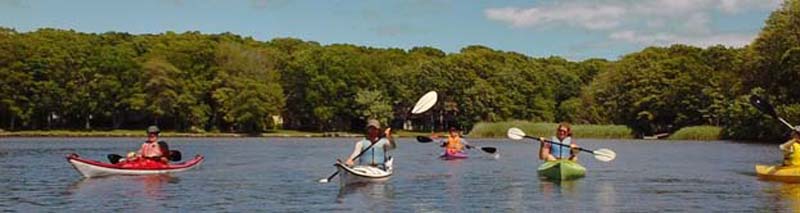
xmin=756 ymin=164 xmax=800 ymax=183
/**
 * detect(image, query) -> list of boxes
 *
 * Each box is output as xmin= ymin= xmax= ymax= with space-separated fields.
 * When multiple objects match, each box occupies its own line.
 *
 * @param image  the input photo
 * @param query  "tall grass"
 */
xmin=667 ymin=126 xmax=722 ymax=140
xmin=469 ymin=121 xmax=633 ymax=139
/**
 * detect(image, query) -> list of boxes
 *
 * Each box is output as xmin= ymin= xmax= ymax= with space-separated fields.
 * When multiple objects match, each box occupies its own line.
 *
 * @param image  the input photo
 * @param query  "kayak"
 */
xmin=335 ymin=157 xmax=393 ymax=187
xmin=66 ymin=153 xmax=204 ymax=178
xmin=756 ymin=164 xmax=800 ymax=183
xmin=440 ymin=150 xmax=468 ymax=160
xmin=537 ymin=159 xmax=586 ymax=181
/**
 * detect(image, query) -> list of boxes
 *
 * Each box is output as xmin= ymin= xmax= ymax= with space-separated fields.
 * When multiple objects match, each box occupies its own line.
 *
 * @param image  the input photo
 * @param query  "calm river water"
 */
xmin=0 ymin=137 xmax=797 ymax=212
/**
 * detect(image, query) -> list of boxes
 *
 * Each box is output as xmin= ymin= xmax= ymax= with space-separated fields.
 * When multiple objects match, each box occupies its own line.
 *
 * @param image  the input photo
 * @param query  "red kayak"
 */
xmin=440 ymin=150 xmax=468 ymax=160
xmin=66 ymin=153 xmax=204 ymax=178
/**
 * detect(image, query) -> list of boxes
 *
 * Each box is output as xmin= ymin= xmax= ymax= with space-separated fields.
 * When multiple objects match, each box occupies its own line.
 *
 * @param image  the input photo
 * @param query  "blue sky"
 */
xmin=0 ymin=0 xmax=782 ymax=60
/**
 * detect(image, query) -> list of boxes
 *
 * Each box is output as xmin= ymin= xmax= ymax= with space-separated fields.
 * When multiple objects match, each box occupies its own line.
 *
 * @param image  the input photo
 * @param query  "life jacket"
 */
xmin=140 ymin=141 xmax=164 ymax=158
xmin=358 ymin=138 xmax=389 ymax=166
xmin=784 ymin=139 xmax=800 ymax=166
xmin=549 ymin=136 xmax=572 ymax=159
xmin=445 ymin=135 xmax=464 ymax=151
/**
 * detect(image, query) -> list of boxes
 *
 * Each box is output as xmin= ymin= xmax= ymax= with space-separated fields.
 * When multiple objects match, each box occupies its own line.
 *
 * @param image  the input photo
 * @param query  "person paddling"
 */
xmin=779 ymin=128 xmax=800 ymax=166
xmin=135 ymin=126 xmax=170 ymax=163
xmin=343 ymin=119 xmax=395 ymax=169
xmin=539 ymin=122 xmax=579 ymax=161
xmin=432 ymin=126 xmax=469 ymax=156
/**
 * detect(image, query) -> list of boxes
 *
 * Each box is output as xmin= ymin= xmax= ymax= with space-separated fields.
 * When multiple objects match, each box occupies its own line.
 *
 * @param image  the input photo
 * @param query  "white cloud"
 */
xmin=485 ymin=4 xmax=626 ymax=30
xmin=485 ymin=0 xmax=781 ymax=49
xmin=609 ymin=30 xmax=755 ymax=47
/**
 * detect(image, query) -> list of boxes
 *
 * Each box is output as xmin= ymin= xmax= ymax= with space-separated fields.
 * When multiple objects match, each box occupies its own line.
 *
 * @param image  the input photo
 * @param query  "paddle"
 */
xmin=750 ymin=95 xmax=796 ymax=130
xmin=106 ymin=150 xmax=181 ymax=164
xmin=107 ymin=141 xmax=181 ymax=164
xmin=506 ymin=127 xmax=616 ymax=162
xmin=318 ymin=91 xmax=438 ymax=183
xmin=415 ymin=136 xmax=497 ymax=154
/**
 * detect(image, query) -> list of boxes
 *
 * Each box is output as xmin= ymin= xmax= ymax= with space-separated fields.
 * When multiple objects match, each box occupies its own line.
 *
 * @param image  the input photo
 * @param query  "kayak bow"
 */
xmin=537 ymin=159 xmax=586 ymax=181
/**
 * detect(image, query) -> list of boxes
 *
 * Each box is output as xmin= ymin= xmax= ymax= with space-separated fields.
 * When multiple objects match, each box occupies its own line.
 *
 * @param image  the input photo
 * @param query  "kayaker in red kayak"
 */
xmin=126 ymin=125 xmax=170 ymax=163
xmin=539 ymin=122 xmax=579 ymax=161
xmin=779 ymin=128 xmax=800 ymax=166
xmin=344 ymin=119 xmax=395 ymax=167
xmin=431 ymin=126 xmax=469 ymax=156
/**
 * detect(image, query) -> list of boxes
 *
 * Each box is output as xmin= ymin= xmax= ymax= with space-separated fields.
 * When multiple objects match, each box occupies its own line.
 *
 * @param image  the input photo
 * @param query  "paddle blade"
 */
xmin=416 ymin=136 xmax=434 ymax=143
xmin=481 ymin=147 xmax=497 ymax=154
xmin=169 ymin=150 xmax=182 ymax=162
xmin=750 ymin=95 xmax=778 ymax=118
xmin=507 ymin=127 xmax=526 ymax=140
xmin=593 ymin=148 xmax=616 ymax=162
xmin=411 ymin=91 xmax=437 ymax=114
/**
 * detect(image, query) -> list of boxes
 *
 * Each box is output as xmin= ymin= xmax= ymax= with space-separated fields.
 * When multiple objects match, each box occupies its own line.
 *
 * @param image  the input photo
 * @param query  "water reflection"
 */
xmin=539 ymin=179 xmax=580 ymax=199
xmin=594 ymin=181 xmax=617 ymax=213
xmin=764 ymin=183 xmax=800 ymax=211
xmin=336 ymin=183 xmax=395 ymax=210
xmin=66 ymin=175 xmax=179 ymax=200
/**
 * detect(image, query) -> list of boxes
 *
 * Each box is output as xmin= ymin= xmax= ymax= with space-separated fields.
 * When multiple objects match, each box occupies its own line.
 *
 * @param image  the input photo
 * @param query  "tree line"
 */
xmin=2 ymin=1 xmax=800 ymax=140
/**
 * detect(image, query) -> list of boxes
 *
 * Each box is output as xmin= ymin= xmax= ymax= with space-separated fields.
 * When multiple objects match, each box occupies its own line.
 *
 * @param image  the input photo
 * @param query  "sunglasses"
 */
xmin=557 ymin=129 xmax=568 ymax=133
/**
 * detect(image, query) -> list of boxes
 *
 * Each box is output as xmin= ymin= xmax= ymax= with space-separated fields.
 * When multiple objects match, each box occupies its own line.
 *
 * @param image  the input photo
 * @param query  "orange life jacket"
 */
xmin=446 ymin=135 xmax=464 ymax=151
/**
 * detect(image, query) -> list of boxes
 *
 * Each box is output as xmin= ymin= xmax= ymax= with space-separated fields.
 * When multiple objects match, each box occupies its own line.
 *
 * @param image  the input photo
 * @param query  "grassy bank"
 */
xmin=667 ymin=126 xmax=722 ymax=140
xmin=469 ymin=121 xmax=633 ymax=139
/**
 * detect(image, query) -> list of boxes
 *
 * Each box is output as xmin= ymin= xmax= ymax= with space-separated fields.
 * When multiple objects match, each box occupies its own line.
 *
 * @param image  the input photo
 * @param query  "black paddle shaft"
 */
xmin=750 ymin=95 xmax=796 ymax=129
xmin=525 ymin=136 xmax=593 ymax=154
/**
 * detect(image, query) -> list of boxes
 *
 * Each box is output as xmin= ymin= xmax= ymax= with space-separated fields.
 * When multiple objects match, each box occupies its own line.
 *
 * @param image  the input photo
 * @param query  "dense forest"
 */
xmin=2 ymin=1 xmax=800 ymax=140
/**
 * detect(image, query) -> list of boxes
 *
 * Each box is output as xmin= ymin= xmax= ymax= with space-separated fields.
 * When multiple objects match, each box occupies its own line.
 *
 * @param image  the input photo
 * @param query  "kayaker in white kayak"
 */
xmin=539 ymin=122 xmax=579 ymax=161
xmin=431 ymin=126 xmax=469 ymax=156
xmin=344 ymin=119 xmax=395 ymax=168
xmin=779 ymin=127 xmax=800 ymax=166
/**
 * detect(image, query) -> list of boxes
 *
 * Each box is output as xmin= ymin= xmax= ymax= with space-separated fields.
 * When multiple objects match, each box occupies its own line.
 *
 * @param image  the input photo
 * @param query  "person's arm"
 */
xmin=345 ymin=141 xmax=364 ymax=166
xmin=384 ymin=128 xmax=396 ymax=150
xmin=569 ymin=143 xmax=579 ymax=161
xmin=539 ymin=137 xmax=549 ymax=160
xmin=780 ymin=140 xmax=795 ymax=152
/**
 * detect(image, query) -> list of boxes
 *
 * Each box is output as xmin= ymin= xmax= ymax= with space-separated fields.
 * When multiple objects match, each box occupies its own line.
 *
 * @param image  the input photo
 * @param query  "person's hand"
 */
xmin=539 ymin=137 xmax=546 ymax=142
xmin=794 ymin=125 xmax=800 ymax=133
xmin=384 ymin=128 xmax=392 ymax=138
xmin=570 ymin=144 xmax=580 ymax=154
xmin=345 ymin=159 xmax=354 ymax=166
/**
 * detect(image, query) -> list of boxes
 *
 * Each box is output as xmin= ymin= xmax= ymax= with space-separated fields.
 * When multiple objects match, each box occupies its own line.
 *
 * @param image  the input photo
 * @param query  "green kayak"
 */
xmin=537 ymin=159 xmax=586 ymax=181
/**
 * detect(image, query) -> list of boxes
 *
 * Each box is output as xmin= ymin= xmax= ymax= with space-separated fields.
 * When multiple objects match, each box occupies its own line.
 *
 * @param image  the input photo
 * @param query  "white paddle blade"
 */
xmin=507 ymin=127 xmax=526 ymax=140
xmin=318 ymin=178 xmax=329 ymax=183
xmin=593 ymin=148 xmax=616 ymax=162
xmin=411 ymin=91 xmax=438 ymax=114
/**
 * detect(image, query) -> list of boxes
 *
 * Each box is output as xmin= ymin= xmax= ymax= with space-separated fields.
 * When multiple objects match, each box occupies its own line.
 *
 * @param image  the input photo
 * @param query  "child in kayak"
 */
xmin=344 ymin=119 xmax=395 ymax=168
xmin=779 ymin=128 xmax=800 ymax=166
xmin=432 ymin=126 xmax=469 ymax=156
xmin=539 ymin=122 xmax=579 ymax=161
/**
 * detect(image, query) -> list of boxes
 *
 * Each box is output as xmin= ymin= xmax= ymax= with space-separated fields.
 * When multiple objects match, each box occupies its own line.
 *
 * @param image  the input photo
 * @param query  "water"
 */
xmin=0 ymin=137 xmax=797 ymax=212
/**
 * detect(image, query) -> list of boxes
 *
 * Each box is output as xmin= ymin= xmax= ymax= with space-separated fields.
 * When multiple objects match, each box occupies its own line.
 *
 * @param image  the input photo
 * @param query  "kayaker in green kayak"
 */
xmin=779 ymin=128 xmax=800 ymax=166
xmin=344 ymin=119 xmax=395 ymax=168
xmin=539 ymin=122 xmax=579 ymax=161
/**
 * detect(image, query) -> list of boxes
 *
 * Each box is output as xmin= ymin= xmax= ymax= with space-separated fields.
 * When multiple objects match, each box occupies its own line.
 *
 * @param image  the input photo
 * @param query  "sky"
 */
xmin=0 ymin=0 xmax=784 ymax=60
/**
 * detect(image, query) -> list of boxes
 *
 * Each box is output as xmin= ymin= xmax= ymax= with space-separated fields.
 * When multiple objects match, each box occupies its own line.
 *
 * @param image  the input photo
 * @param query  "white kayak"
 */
xmin=335 ymin=158 xmax=393 ymax=187
xmin=66 ymin=153 xmax=204 ymax=178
